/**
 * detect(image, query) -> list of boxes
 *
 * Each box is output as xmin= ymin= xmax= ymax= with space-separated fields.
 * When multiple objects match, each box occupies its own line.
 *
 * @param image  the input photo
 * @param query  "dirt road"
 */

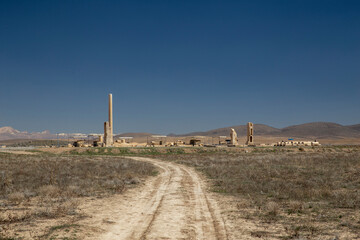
xmin=80 ymin=156 xmax=228 ymax=240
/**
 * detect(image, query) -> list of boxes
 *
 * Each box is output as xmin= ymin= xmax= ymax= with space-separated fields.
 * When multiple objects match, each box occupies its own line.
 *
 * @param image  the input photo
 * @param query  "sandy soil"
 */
xmin=74 ymin=156 xmax=228 ymax=239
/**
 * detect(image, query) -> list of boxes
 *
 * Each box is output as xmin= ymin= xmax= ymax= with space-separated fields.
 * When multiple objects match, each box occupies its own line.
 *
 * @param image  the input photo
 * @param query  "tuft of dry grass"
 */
xmin=38 ymin=185 xmax=61 ymax=198
xmin=265 ymin=201 xmax=279 ymax=217
xmin=7 ymin=192 xmax=25 ymax=204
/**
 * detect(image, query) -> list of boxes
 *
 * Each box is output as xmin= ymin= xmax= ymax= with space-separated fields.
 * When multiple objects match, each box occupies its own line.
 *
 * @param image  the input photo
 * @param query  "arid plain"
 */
xmin=1 ymin=145 xmax=359 ymax=239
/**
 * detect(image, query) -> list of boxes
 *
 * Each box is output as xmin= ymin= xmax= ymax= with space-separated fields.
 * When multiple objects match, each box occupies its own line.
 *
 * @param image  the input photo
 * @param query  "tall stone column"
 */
xmin=103 ymin=93 xmax=114 ymax=147
xmin=109 ymin=93 xmax=113 ymax=141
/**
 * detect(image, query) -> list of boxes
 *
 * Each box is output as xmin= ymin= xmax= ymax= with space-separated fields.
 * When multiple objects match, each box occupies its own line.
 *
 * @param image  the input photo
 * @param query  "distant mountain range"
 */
xmin=0 ymin=127 xmax=89 ymax=141
xmin=1 ymin=122 xmax=360 ymax=141
xmin=174 ymin=122 xmax=360 ymax=139
xmin=116 ymin=132 xmax=155 ymax=138
xmin=0 ymin=126 xmax=54 ymax=140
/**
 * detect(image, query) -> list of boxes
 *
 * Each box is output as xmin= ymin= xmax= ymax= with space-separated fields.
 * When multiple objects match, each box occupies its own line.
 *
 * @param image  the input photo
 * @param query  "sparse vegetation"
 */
xmin=68 ymin=147 xmax=219 ymax=155
xmin=159 ymin=151 xmax=360 ymax=239
xmin=0 ymin=154 xmax=156 ymax=239
xmin=3 ymin=139 xmax=73 ymax=147
xmin=1 ymin=146 xmax=359 ymax=239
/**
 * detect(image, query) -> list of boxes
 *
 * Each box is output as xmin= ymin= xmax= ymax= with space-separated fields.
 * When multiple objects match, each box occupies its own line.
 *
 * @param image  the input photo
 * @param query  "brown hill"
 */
xmin=115 ymin=132 xmax=155 ymax=138
xmin=1 ymin=122 xmax=360 ymax=141
xmin=279 ymin=122 xmax=360 ymax=138
xmin=347 ymin=124 xmax=360 ymax=132
xmin=179 ymin=124 xmax=280 ymax=137
xmin=178 ymin=122 xmax=360 ymax=139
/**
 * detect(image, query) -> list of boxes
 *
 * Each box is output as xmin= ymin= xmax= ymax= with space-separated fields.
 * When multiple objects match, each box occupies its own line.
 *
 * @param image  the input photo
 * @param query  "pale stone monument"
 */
xmin=109 ymin=93 xmax=113 ymax=139
xmin=104 ymin=93 xmax=114 ymax=146
xmin=230 ymin=128 xmax=238 ymax=145
xmin=246 ymin=122 xmax=254 ymax=146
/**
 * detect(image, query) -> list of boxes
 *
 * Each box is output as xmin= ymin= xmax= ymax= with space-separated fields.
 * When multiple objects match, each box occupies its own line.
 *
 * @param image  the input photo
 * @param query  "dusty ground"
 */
xmin=2 ymin=148 xmax=359 ymax=239
xmin=1 ymin=154 xmax=268 ymax=239
xmin=1 ymin=154 xmax=231 ymax=239
xmin=68 ymin=156 xmax=228 ymax=239
xmin=43 ymin=155 xmax=326 ymax=240
xmin=0 ymin=154 xmax=155 ymax=239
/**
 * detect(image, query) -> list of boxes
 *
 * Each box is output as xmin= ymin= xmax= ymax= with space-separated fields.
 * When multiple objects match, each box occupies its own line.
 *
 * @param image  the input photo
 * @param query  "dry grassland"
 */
xmin=1 ymin=146 xmax=359 ymax=239
xmin=0 ymin=153 xmax=156 ymax=239
xmin=159 ymin=149 xmax=360 ymax=239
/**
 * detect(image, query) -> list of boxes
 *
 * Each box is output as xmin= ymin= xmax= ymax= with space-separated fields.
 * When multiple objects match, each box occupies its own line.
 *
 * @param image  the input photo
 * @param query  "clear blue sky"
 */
xmin=1 ymin=0 xmax=359 ymax=134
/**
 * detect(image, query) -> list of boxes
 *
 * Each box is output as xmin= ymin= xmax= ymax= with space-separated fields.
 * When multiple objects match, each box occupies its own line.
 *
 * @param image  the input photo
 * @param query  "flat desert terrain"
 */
xmin=1 ymin=146 xmax=359 ymax=239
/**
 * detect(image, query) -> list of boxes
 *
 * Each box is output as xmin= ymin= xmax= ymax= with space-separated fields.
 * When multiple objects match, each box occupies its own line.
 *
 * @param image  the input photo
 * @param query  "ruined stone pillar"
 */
xmin=246 ymin=122 xmax=254 ymax=146
xmin=102 ymin=93 xmax=114 ymax=147
xmin=230 ymin=128 xmax=238 ymax=145
xmin=109 ymin=93 xmax=113 ymax=141
xmin=104 ymin=121 xmax=108 ymax=146
xmin=104 ymin=121 xmax=112 ymax=146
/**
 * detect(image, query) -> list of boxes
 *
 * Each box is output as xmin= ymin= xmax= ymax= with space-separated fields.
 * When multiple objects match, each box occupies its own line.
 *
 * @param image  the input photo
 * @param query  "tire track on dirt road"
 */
xmin=85 ymin=156 xmax=228 ymax=240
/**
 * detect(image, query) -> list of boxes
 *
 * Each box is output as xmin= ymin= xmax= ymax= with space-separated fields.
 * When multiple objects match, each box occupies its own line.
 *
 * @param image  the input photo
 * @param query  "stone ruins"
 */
xmin=67 ymin=94 xmax=320 ymax=148
xmin=246 ymin=122 xmax=254 ymax=146
xmin=103 ymin=93 xmax=114 ymax=147
xmin=275 ymin=140 xmax=320 ymax=147
xmin=230 ymin=128 xmax=238 ymax=145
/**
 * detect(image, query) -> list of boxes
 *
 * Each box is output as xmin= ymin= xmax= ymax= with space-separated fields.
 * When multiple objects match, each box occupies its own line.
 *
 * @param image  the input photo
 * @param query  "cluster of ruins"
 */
xmin=227 ymin=123 xmax=255 ymax=147
xmin=70 ymin=93 xmax=320 ymax=148
xmin=274 ymin=140 xmax=320 ymax=147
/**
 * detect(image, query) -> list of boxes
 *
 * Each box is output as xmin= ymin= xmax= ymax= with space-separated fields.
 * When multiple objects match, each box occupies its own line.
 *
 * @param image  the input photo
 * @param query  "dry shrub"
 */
xmin=38 ymin=185 xmax=61 ymax=198
xmin=102 ymin=179 xmax=125 ymax=192
xmin=251 ymin=231 xmax=269 ymax=238
xmin=36 ymin=206 xmax=56 ymax=218
xmin=129 ymin=177 xmax=141 ymax=184
xmin=286 ymin=223 xmax=319 ymax=238
xmin=266 ymin=201 xmax=279 ymax=217
xmin=288 ymin=201 xmax=303 ymax=214
xmin=124 ymin=175 xmax=141 ymax=185
xmin=7 ymin=192 xmax=25 ymax=204
xmin=55 ymin=200 xmax=79 ymax=216
xmin=23 ymin=189 xmax=37 ymax=198
xmin=65 ymin=185 xmax=81 ymax=197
